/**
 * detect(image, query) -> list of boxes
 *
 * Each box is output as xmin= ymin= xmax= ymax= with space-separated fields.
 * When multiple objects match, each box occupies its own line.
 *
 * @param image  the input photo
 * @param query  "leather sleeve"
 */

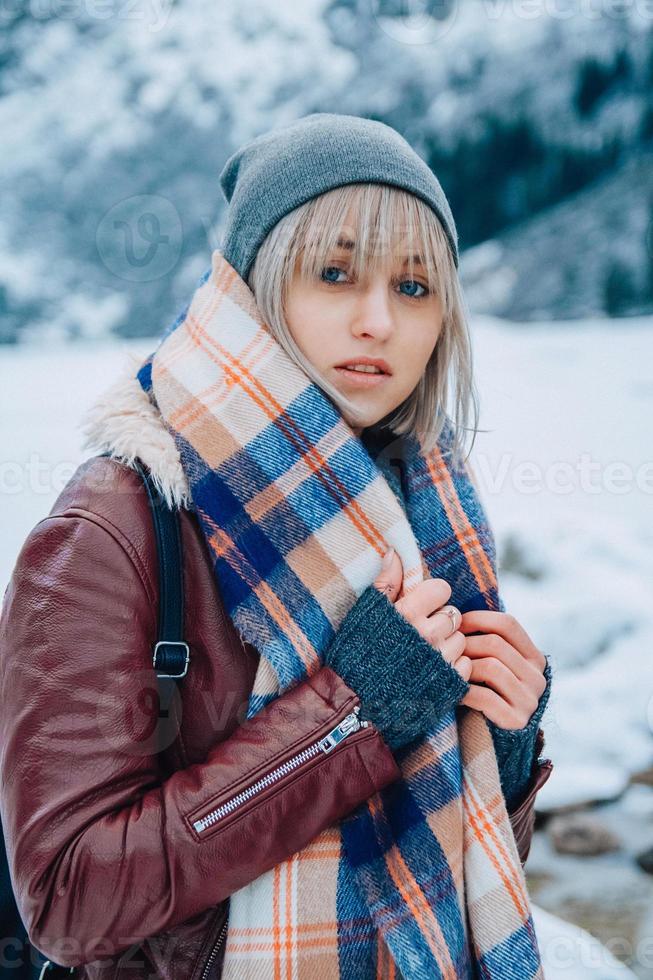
xmin=0 ymin=514 xmax=401 ymax=968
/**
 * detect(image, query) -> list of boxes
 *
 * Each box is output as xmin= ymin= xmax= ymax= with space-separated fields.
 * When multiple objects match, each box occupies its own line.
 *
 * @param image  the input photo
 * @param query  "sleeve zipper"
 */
xmin=191 ymin=705 xmax=368 ymax=835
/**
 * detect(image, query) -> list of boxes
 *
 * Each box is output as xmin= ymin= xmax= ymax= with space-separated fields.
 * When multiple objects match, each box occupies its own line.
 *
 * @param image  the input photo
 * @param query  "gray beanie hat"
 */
xmin=218 ymin=112 xmax=459 ymax=282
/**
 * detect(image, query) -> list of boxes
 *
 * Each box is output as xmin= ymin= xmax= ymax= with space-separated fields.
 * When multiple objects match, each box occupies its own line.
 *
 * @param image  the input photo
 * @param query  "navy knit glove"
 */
xmin=487 ymin=655 xmax=553 ymax=811
xmin=323 ymin=583 xmax=470 ymax=752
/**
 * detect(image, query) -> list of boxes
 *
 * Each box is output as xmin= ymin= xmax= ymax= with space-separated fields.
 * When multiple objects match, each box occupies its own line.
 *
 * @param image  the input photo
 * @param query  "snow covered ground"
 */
xmin=1 ymin=312 xmax=652 ymax=976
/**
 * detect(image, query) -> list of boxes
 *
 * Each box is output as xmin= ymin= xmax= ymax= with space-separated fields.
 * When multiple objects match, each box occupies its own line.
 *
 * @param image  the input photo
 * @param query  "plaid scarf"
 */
xmin=136 ymin=248 xmax=545 ymax=979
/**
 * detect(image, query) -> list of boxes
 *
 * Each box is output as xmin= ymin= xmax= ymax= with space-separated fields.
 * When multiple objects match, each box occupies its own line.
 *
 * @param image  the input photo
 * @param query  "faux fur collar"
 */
xmin=78 ymin=351 xmax=191 ymax=511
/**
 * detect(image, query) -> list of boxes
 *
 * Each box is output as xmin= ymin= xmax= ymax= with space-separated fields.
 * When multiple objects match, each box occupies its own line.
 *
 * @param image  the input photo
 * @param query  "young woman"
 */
xmin=0 ymin=113 xmax=553 ymax=979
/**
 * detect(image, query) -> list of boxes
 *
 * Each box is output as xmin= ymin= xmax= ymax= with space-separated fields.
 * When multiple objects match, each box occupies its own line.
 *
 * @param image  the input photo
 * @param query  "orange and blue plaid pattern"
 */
xmin=136 ymin=248 xmax=545 ymax=979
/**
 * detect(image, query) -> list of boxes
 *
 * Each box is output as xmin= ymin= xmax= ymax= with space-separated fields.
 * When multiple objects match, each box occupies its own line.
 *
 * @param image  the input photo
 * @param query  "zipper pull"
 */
xmin=318 ymin=706 xmax=367 ymax=754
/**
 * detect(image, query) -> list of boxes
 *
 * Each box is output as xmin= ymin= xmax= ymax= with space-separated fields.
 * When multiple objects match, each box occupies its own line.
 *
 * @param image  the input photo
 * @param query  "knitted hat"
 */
xmin=218 ymin=112 xmax=459 ymax=282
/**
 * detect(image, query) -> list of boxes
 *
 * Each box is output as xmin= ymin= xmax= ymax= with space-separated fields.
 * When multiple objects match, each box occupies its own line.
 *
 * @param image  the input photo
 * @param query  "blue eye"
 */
xmin=399 ymin=280 xmax=429 ymax=299
xmin=320 ymin=266 xmax=347 ymax=284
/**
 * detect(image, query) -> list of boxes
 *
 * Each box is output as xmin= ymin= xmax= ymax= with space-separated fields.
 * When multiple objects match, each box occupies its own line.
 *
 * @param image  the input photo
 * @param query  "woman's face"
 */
xmin=284 ymin=216 xmax=444 ymax=436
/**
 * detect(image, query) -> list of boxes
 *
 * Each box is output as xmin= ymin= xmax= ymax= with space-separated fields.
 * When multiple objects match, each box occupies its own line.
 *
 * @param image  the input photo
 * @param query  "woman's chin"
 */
xmin=343 ymin=409 xmax=383 ymax=436
xmin=336 ymin=387 xmax=400 ymax=434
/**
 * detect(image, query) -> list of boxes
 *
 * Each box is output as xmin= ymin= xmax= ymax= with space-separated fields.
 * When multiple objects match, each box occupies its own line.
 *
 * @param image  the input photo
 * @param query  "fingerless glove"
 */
xmin=323 ymin=583 xmax=470 ymax=752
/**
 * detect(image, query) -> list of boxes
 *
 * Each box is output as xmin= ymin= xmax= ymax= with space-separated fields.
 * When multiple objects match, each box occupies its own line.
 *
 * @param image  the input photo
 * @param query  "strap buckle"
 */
xmin=153 ymin=640 xmax=190 ymax=679
xmin=38 ymin=962 xmax=76 ymax=979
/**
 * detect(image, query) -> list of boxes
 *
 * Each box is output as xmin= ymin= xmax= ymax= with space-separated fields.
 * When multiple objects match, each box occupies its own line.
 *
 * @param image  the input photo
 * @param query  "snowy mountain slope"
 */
xmin=461 ymin=146 xmax=653 ymax=320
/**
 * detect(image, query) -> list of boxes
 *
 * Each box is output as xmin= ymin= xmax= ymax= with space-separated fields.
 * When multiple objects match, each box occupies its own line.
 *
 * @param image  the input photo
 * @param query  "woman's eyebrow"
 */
xmin=335 ymin=236 xmax=424 ymax=266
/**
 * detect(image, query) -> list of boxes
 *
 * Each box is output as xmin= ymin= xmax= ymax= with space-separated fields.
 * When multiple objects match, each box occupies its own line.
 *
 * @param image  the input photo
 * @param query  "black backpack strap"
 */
xmin=97 ymin=453 xmax=190 ymax=761
xmin=129 ymin=458 xmax=189 ymax=682
xmin=96 ymin=452 xmax=189 ymax=680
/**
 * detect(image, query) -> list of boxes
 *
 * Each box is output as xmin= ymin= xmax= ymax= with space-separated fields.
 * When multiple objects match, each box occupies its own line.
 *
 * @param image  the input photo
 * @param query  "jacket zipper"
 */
xmin=200 ymin=909 xmax=229 ymax=980
xmin=192 ymin=705 xmax=368 ymax=835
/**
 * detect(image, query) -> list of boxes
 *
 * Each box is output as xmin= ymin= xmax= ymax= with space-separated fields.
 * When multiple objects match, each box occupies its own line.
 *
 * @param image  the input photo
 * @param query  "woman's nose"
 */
xmin=351 ymin=281 xmax=394 ymax=338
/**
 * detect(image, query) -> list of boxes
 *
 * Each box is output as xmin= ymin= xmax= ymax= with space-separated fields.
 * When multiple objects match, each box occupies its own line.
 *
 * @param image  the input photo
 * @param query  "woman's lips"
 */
xmin=334 ymin=366 xmax=392 ymax=387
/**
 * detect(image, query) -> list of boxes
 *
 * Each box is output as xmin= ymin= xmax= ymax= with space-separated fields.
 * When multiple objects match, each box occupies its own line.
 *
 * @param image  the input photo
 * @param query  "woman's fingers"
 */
xmin=389 ymin=569 xmax=466 ymax=667
xmin=422 ymin=606 xmax=463 ymax=655
xmin=427 ymin=604 xmax=462 ymax=635
xmin=463 ymin=633 xmax=528 ymax=682
xmin=395 ymin=577 xmax=452 ymax=621
xmin=430 ymin=628 xmax=466 ymax=663
xmin=452 ymin=653 xmax=473 ymax=682
xmin=373 ymin=547 xmax=403 ymax=601
xmin=471 ymin=657 xmax=538 ymax=714
xmin=428 ymin=630 xmax=471 ymax=681
xmin=460 ymin=682 xmax=528 ymax=729
xmin=464 ymin=634 xmax=547 ymax=695
xmin=460 ymin=663 xmax=540 ymax=729
xmin=459 ymin=610 xmax=547 ymax=671
xmin=374 ymin=561 xmax=469 ymax=684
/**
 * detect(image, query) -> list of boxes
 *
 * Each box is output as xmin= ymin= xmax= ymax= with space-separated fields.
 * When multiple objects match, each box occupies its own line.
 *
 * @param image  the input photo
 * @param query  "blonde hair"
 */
xmin=246 ymin=182 xmax=479 ymax=464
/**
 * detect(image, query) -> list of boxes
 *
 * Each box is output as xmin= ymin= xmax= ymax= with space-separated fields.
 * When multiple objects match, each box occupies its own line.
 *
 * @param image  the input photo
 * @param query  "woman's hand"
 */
xmin=373 ymin=547 xmax=473 ymax=683
xmin=457 ymin=611 xmax=548 ymax=730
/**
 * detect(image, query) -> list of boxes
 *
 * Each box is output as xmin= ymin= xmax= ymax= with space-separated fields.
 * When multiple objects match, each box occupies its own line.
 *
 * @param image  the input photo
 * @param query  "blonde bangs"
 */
xmin=245 ymin=182 xmax=479 ymax=465
xmin=293 ymin=184 xmax=456 ymax=322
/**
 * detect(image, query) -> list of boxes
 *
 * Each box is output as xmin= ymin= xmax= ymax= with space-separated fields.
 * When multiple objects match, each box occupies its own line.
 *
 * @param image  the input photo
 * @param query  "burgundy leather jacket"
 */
xmin=0 ymin=448 xmax=553 ymax=979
